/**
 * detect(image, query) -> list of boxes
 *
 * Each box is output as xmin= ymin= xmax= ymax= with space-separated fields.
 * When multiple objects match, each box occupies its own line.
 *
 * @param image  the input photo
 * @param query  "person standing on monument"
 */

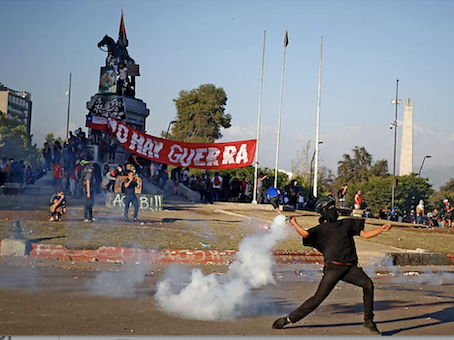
xmin=272 ymin=195 xmax=392 ymax=335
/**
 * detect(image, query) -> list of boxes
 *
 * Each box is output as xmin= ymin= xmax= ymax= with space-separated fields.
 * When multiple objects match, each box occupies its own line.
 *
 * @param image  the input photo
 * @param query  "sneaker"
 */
xmin=272 ymin=317 xmax=290 ymax=329
xmin=83 ymin=219 xmax=92 ymax=223
xmin=91 ymin=217 xmax=96 ymax=222
xmin=363 ymin=320 xmax=381 ymax=335
xmin=133 ymin=218 xmax=138 ymax=222
xmin=49 ymin=216 xmax=55 ymax=221
xmin=124 ymin=218 xmax=128 ymax=222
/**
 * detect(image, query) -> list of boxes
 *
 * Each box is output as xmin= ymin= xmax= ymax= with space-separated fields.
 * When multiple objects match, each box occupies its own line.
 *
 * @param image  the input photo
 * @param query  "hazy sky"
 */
xmin=1 ymin=0 xmax=453 ymax=188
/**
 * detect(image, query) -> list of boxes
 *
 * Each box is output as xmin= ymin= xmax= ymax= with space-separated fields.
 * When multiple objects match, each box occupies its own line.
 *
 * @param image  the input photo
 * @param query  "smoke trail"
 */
xmin=86 ymin=263 xmax=152 ymax=297
xmin=364 ymin=255 xmax=454 ymax=286
xmin=155 ymin=214 xmax=289 ymax=320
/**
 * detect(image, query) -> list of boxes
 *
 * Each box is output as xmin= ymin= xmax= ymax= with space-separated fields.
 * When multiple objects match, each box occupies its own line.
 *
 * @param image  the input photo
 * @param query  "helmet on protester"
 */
xmin=315 ymin=195 xmax=336 ymax=214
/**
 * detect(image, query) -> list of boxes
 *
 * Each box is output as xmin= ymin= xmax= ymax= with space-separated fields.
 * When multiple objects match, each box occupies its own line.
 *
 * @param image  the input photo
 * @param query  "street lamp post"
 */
xmin=390 ymin=79 xmax=402 ymax=212
xmin=65 ymin=73 xmax=72 ymax=139
xmin=418 ymin=155 xmax=432 ymax=177
xmin=165 ymin=120 xmax=177 ymax=139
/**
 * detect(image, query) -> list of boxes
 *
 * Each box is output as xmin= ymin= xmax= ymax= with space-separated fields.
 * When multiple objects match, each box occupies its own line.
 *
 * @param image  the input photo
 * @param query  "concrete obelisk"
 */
xmin=399 ymin=98 xmax=413 ymax=175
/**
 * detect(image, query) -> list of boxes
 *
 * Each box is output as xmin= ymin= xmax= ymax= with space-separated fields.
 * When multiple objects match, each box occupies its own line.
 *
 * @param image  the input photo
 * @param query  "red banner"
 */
xmin=105 ymin=118 xmax=256 ymax=169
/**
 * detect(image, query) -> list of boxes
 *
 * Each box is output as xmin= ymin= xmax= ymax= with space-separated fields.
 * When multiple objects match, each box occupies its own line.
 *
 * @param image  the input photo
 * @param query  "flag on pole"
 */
xmin=284 ymin=30 xmax=289 ymax=47
xmin=118 ymin=9 xmax=128 ymax=47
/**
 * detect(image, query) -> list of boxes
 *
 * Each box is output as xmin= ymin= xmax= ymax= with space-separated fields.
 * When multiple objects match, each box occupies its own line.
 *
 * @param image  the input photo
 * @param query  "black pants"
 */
xmin=257 ymin=187 xmax=263 ymax=204
xmin=124 ymin=194 xmax=139 ymax=219
xmin=289 ymin=263 xmax=374 ymax=323
xmin=84 ymin=195 xmax=94 ymax=220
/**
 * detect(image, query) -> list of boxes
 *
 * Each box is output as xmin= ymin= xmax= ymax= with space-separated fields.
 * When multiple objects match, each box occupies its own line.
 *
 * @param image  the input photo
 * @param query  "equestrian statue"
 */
xmin=97 ymin=11 xmax=138 ymax=97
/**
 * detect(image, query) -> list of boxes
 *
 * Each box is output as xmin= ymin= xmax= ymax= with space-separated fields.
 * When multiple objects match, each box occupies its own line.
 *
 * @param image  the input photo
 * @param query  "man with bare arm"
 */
xmin=272 ymin=195 xmax=392 ymax=335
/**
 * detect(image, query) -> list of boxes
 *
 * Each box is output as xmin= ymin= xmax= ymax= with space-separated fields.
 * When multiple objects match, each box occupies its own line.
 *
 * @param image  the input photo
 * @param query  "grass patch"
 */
xmin=0 ymin=194 xmax=453 ymax=254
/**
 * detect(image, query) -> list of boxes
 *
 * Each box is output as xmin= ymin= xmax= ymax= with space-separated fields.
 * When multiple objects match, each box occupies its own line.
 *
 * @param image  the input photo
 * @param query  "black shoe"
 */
xmin=363 ymin=320 xmax=381 ymax=335
xmin=272 ymin=317 xmax=289 ymax=329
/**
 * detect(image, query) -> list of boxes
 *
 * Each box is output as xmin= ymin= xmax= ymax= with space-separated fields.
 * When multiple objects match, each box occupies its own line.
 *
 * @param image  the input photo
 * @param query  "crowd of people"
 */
xmin=376 ymin=198 xmax=454 ymax=228
xmin=174 ymin=169 xmax=251 ymax=204
xmin=0 ymin=154 xmax=45 ymax=186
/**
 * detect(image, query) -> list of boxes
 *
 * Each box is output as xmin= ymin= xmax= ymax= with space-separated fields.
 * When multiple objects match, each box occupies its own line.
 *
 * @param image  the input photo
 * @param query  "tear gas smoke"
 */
xmin=363 ymin=255 xmax=454 ymax=285
xmin=86 ymin=263 xmax=152 ymax=297
xmin=155 ymin=214 xmax=289 ymax=320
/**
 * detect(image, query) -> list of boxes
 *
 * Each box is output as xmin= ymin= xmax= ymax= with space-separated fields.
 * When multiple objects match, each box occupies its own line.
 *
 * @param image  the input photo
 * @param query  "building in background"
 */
xmin=0 ymin=82 xmax=33 ymax=136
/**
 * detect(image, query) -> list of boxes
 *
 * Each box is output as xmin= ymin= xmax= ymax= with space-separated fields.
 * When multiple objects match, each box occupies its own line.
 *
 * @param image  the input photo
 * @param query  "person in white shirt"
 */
xmin=210 ymin=172 xmax=223 ymax=202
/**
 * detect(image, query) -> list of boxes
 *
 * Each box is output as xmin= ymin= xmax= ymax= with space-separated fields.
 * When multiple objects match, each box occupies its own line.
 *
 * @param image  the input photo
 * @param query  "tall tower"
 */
xmin=399 ymin=98 xmax=413 ymax=175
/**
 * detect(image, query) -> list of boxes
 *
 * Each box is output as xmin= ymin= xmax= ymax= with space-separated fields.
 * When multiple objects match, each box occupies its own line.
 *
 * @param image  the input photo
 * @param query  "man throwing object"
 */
xmin=272 ymin=195 xmax=392 ymax=335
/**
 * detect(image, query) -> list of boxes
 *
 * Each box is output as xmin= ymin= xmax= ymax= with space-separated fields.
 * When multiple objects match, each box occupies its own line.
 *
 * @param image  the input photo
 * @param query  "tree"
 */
xmin=44 ymin=133 xmax=64 ymax=146
xmin=167 ymin=84 xmax=232 ymax=143
xmin=337 ymin=146 xmax=373 ymax=184
xmin=429 ymin=178 xmax=454 ymax=210
xmin=291 ymin=140 xmax=311 ymax=186
xmin=346 ymin=174 xmax=433 ymax=215
xmin=334 ymin=146 xmax=388 ymax=189
xmin=0 ymin=111 xmax=42 ymax=167
xmin=370 ymin=159 xmax=389 ymax=177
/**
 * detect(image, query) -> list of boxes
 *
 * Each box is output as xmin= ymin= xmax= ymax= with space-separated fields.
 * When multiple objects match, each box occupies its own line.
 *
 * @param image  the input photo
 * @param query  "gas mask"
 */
xmin=322 ymin=207 xmax=339 ymax=223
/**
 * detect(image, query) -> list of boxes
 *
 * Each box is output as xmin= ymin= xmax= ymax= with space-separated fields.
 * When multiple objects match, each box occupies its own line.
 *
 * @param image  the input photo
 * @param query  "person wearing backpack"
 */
xmin=338 ymin=184 xmax=348 ymax=208
xmin=210 ymin=172 xmax=223 ymax=202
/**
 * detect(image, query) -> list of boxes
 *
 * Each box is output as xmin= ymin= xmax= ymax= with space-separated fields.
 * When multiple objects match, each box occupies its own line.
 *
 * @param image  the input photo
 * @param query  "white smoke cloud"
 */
xmin=363 ymin=255 xmax=454 ymax=286
xmin=86 ymin=263 xmax=152 ymax=297
xmin=155 ymin=215 xmax=289 ymax=320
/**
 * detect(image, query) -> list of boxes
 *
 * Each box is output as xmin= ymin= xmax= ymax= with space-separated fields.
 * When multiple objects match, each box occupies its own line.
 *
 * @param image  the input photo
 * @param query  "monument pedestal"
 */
xmin=1 ymin=239 xmax=26 ymax=256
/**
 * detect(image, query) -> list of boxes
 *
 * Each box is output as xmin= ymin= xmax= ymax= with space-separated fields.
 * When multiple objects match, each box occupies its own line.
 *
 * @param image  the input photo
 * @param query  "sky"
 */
xmin=1 ymin=0 xmax=454 ymax=189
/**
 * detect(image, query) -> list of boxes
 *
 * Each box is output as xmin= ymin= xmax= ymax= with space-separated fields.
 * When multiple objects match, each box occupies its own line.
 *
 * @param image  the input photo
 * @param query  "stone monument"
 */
xmin=86 ymin=11 xmax=150 ymax=164
xmin=399 ymin=98 xmax=413 ymax=176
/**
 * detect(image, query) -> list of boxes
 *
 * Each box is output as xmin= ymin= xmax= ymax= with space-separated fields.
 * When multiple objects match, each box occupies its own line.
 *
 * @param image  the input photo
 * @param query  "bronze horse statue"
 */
xmin=97 ymin=35 xmax=135 ymax=65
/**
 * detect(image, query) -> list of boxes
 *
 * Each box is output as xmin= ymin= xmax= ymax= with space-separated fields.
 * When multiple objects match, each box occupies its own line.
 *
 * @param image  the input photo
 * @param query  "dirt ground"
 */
xmin=1 ymin=189 xmax=454 ymax=336
xmin=1 ymin=256 xmax=454 ymax=336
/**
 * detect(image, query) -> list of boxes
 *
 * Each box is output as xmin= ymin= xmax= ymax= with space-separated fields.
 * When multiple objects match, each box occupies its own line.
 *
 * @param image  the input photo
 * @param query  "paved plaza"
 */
xmin=1 ymin=256 xmax=453 ymax=336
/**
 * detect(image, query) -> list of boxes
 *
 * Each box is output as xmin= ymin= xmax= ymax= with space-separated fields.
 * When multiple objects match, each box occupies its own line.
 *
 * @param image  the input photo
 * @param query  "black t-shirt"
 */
xmin=171 ymin=167 xmax=181 ymax=181
xmin=303 ymin=218 xmax=365 ymax=264
xmin=122 ymin=179 xmax=137 ymax=195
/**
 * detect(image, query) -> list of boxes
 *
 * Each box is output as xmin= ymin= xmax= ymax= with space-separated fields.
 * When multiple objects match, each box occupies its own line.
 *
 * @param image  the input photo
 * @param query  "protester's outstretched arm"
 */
xmin=288 ymin=216 xmax=310 ymax=238
xmin=360 ymin=223 xmax=392 ymax=239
